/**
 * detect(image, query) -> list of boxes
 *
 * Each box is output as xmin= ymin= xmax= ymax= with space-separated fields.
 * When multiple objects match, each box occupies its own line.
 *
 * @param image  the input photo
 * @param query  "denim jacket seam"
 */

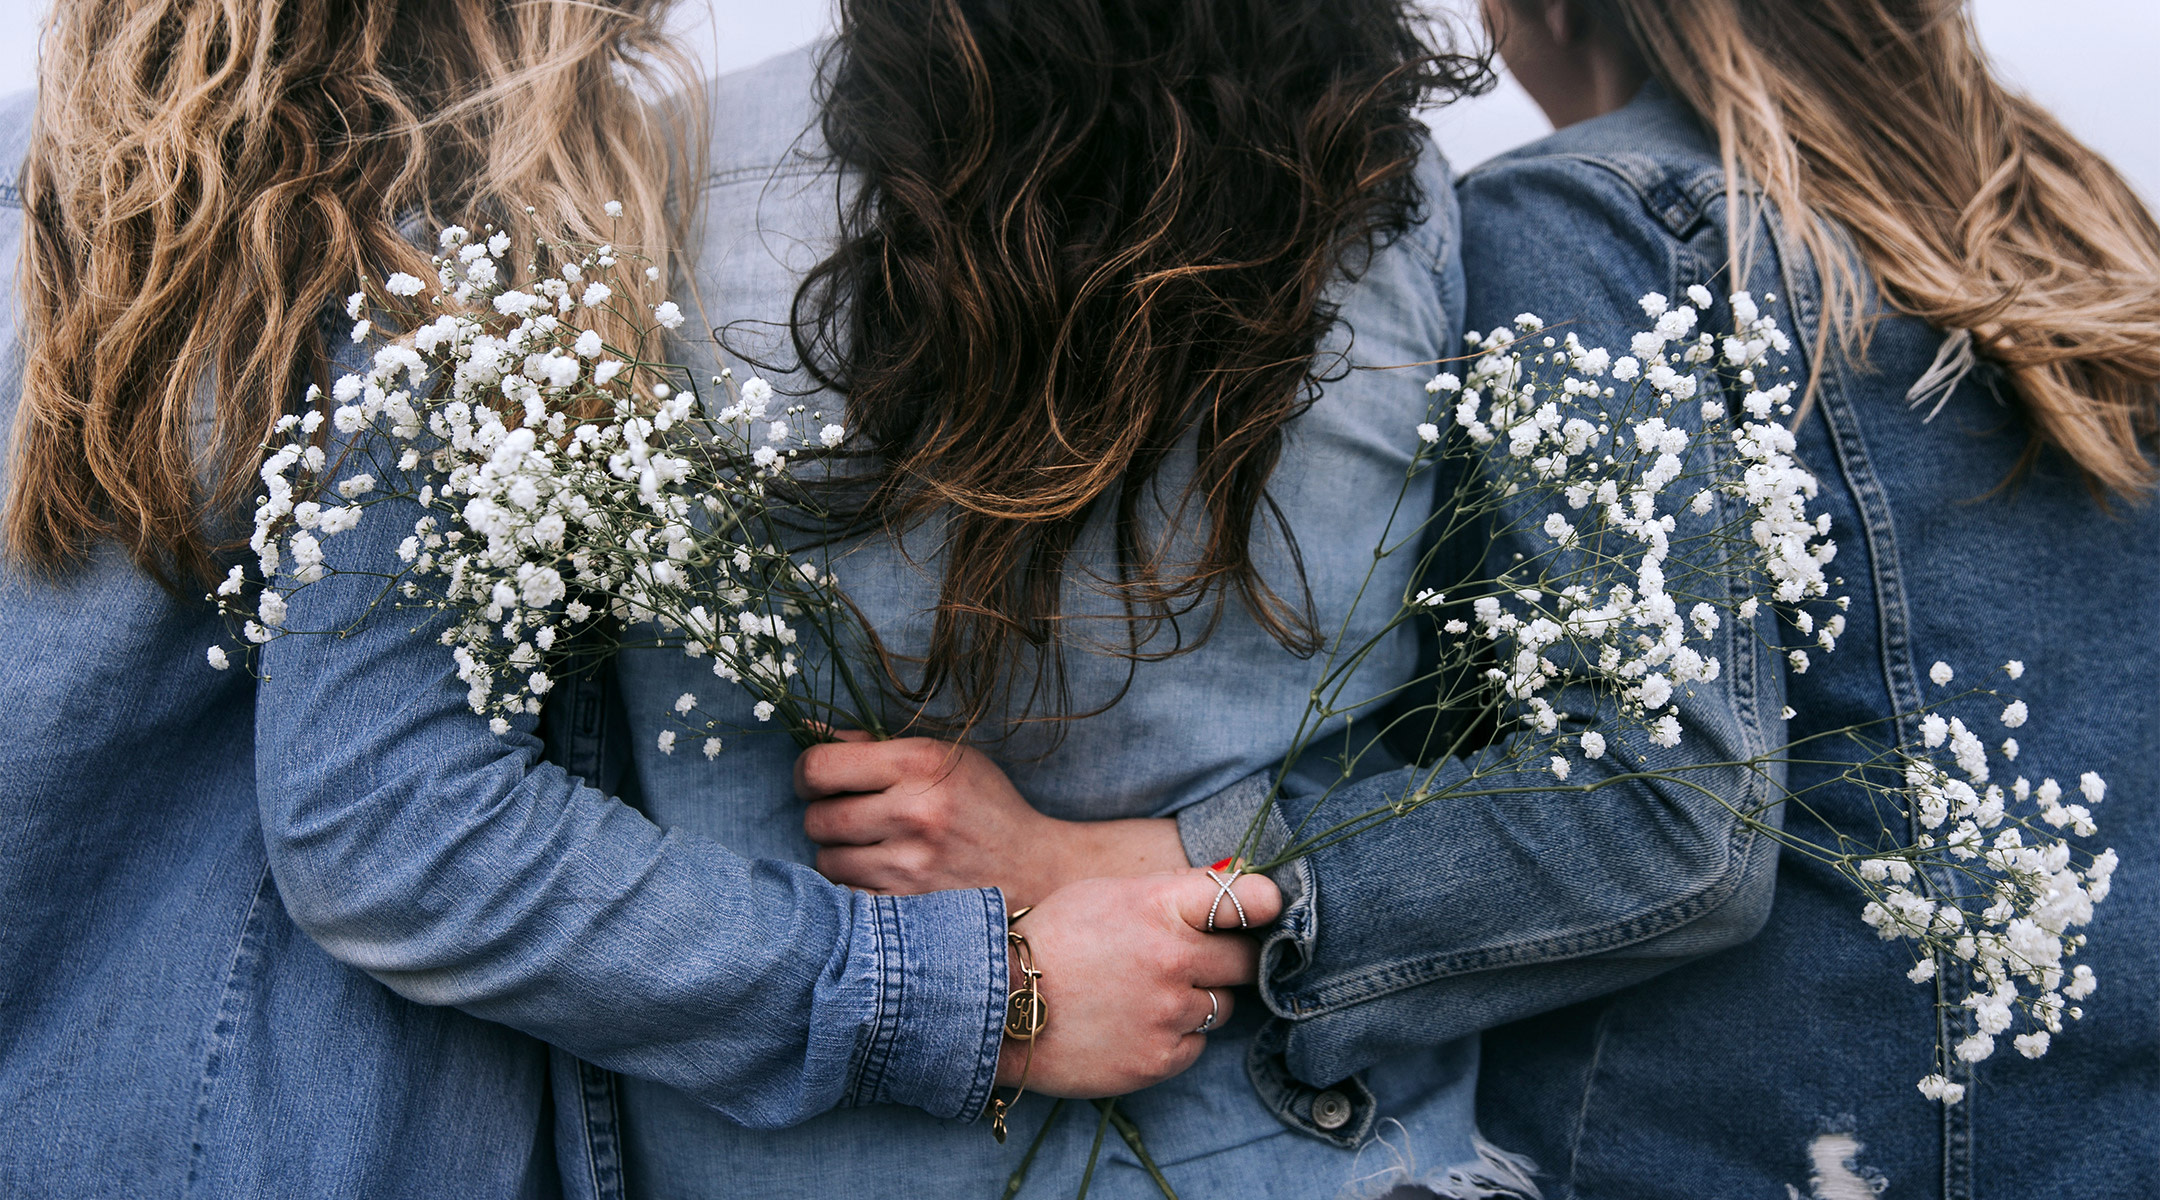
xmin=954 ymin=886 xmax=1008 ymax=1123
xmin=182 ymin=860 xmax=278 ymax=1196
xmin=703 ymin=160 xmax=832 ymax=193
xmin=1462 ymin=151 xmax=1735 ymax=245
xmin=1766 ymin=209 xmax=1978 ymax=1198
xmin=1274 ymin=854 xmax=1753 ymax=1014
xmin=846 ymin=894 xmax=906 ymax=1106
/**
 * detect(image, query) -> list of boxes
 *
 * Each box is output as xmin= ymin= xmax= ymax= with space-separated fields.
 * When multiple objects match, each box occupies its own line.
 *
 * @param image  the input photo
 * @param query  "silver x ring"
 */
xmin=1191 ymin=988 xmax=1220 ymax=1035
xmin=1204 ymin=867 xmax=1249 ymax=932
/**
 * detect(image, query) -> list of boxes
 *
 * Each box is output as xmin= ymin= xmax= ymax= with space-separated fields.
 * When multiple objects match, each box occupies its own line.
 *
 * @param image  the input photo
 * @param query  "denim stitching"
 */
xmin=576 ymin=1057 xmax=626 ymax=1200
xmin=182 ymin=861 xmax=277 ymax=1197
xmin=955 ymin=888 xmax=1007 ymax=1122
xmin=1766 ymin=209 xmax=1977 ymax=1200
xmin=859 ymin=894 xmax=908 ymax=1105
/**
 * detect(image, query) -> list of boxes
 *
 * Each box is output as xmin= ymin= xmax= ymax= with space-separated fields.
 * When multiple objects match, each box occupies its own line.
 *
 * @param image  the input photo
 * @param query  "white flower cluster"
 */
xmin=1858 ymin=662 xmax=2112 ymax=1106
xmin=220 ymin=214 xmax=863 ymax=743
xmin=1354 ymin=293 xmax=2112 ymax=1108
xmin=1434 ymin=292 xmax=1833 ymax=764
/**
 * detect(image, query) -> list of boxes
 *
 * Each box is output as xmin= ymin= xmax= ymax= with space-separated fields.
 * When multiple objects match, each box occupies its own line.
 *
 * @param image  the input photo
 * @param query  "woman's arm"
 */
xmin=254 ymin=442 xmax=1278 ymax=1124
xmin=797 ymin=151 xmax=1797 ymax=1087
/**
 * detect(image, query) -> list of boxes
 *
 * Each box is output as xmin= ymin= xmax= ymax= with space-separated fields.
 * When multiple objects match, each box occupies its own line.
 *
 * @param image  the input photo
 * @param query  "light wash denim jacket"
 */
xmin=0 ymin=94 xmax=560 ymax=1196
xmin=1459 ymin=88 xmax=2160 ymax=1200
xmin=570 ymin=46 xmax=1535 ymax=1200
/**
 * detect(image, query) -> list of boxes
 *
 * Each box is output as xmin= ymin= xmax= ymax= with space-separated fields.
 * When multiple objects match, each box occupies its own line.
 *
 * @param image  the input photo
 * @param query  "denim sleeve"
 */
xmin=254 ymin=448 xmax=1007 ymax=1128
xmin=1184 ymin=154 xmax=1792 ymax=1088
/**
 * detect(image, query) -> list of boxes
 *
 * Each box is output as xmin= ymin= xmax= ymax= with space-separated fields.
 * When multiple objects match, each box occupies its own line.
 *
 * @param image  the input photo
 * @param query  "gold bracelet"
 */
xmin=989 ymin=905 xmax=1048 ymax=1143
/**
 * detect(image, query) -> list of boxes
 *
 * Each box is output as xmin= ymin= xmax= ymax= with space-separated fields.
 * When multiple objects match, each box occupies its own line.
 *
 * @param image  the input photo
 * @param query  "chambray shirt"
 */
xmin=592 ymin=46 xmax=1509 ymax=1200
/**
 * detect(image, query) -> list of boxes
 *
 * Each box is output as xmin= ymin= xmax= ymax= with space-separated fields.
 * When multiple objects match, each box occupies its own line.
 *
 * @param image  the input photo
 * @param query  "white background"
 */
xmin=0 ymin=0 xmax=2151 ymax=201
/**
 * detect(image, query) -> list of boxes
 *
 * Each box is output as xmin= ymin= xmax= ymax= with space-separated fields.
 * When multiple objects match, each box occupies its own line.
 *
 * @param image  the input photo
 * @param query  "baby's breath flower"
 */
xmin=207 ymin=645 xmax=230 ymax=670
xmin=656 ymin=730 xmax=676 ymax=754
xmin=1917 ymin=1075 xmax=1966 ymax=1105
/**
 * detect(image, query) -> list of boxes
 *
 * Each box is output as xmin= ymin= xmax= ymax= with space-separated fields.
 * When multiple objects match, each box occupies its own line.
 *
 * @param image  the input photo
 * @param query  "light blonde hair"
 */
xmin=1585 ymin=0 xmax=2160 ymax=498
xmin=8 ymin=0 xmax=700 ymax=588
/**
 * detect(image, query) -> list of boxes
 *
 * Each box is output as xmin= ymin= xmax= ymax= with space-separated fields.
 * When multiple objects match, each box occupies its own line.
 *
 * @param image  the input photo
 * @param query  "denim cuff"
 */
xmin=845 ymin=887 xmax=1008 ymax=1122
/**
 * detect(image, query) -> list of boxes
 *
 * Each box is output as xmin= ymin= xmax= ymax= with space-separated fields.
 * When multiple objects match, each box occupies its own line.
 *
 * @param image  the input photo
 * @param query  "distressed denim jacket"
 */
xmin=1194 ymin=87 xmax=2160 ymax=1198
xmin=1462 ymin=88 xmax=2160 ymax=1200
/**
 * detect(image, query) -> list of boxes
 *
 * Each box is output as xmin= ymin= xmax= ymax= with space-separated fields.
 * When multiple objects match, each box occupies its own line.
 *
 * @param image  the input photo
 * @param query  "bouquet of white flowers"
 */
xmin=216 ymin=213 xmax=2114 ymax=1194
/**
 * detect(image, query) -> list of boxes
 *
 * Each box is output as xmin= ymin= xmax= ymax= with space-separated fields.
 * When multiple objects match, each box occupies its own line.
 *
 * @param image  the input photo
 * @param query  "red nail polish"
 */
xmin=1210 ymin=857 xmax=1235 ymax=872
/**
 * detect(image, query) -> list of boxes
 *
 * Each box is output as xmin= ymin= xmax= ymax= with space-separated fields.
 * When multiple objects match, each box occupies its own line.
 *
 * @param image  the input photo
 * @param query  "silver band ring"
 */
xmin=1191 ymin=989 xmax=1220 ymax=1035
xmin=1204 ymin=867 xmax=1249 ymax=932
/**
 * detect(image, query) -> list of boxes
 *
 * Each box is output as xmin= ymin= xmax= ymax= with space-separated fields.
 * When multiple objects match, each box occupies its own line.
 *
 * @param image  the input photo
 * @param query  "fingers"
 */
xmin=1182 ymin=927 xmax=1262 ymax=989
xmin=815 ymin=844 xmax=914 ymax=894
xmin=794 ymin=735 xmax=952 ymax=800
xmin=1182 ymin=986 xmax=1235 ymax=1037
xmin=1169 ymin=867 xmax=1282 ymax=935
xmin=801 ymin=794 xmax=895 ymax=846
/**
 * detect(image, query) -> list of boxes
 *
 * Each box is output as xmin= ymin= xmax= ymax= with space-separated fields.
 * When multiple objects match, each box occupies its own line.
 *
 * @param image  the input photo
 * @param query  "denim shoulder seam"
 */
xmin=0 ymin=181 xmax=19 ymax=210
xmin=1462 ymin=150 xmax=1742 ymax=245
xmin=704 ymin=160 xmax=832 ymax=192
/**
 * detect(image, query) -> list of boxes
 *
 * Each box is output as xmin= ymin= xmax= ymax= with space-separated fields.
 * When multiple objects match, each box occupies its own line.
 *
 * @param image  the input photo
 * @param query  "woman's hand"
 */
xmin=999 ymin=869 xmax=1281 ymax=1097
xmin=796 ymin=734 xmax=1187 ymax=909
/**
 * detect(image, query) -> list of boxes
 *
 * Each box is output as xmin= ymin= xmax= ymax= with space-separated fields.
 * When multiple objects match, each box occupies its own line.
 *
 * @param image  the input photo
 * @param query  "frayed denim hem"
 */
xmin=1335 ymin=1127 xmax=1541 ymax=1200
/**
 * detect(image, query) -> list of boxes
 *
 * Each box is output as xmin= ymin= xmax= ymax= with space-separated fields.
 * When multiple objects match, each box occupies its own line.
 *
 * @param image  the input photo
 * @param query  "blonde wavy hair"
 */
xmin=8 ymin=0 xmax=700 ymax=587
xmin=1585 ymin=0 xmax=2160 ymax=498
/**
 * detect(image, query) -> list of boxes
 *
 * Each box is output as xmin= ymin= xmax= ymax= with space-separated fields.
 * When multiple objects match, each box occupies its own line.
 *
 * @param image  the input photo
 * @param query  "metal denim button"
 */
xmin=1310 ymin=1089 xmax=1352 ymax=1130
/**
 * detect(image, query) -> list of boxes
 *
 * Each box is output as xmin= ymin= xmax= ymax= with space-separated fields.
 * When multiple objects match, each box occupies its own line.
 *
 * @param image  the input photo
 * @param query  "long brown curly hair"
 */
xmin=791 ymin=0 xmax=1484 ymax=729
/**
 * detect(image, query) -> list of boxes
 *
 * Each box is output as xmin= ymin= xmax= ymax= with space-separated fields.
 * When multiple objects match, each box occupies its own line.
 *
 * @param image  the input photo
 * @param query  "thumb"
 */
xmin=1169 ymin=866 xmax=1281 ymax=934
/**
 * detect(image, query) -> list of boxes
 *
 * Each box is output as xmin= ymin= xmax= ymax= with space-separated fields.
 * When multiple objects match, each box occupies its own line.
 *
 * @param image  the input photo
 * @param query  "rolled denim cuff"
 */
xmin=845 ymin=887 xmax=1008 ymax=1122
xmin=1175 ymin=770 xmax=1293 ymax=869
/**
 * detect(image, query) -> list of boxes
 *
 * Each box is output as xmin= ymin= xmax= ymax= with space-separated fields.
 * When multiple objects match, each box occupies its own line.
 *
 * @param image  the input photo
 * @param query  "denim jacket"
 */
xmin=1169 ymin=95 xmax=1794 ymax=1116
xmin=0 ymin=93 xmax=561 ymax=1196
xmin=1462 ymin=88 xmax=2160 ymax=1200
xmin=1204 ymin=87 xmax=2159 ymax=1198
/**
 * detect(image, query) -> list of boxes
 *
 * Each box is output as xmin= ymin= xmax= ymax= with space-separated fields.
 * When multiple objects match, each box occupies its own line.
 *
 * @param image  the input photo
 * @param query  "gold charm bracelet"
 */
xmin=989 ymin=905 xmax=1048 ymax=1143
